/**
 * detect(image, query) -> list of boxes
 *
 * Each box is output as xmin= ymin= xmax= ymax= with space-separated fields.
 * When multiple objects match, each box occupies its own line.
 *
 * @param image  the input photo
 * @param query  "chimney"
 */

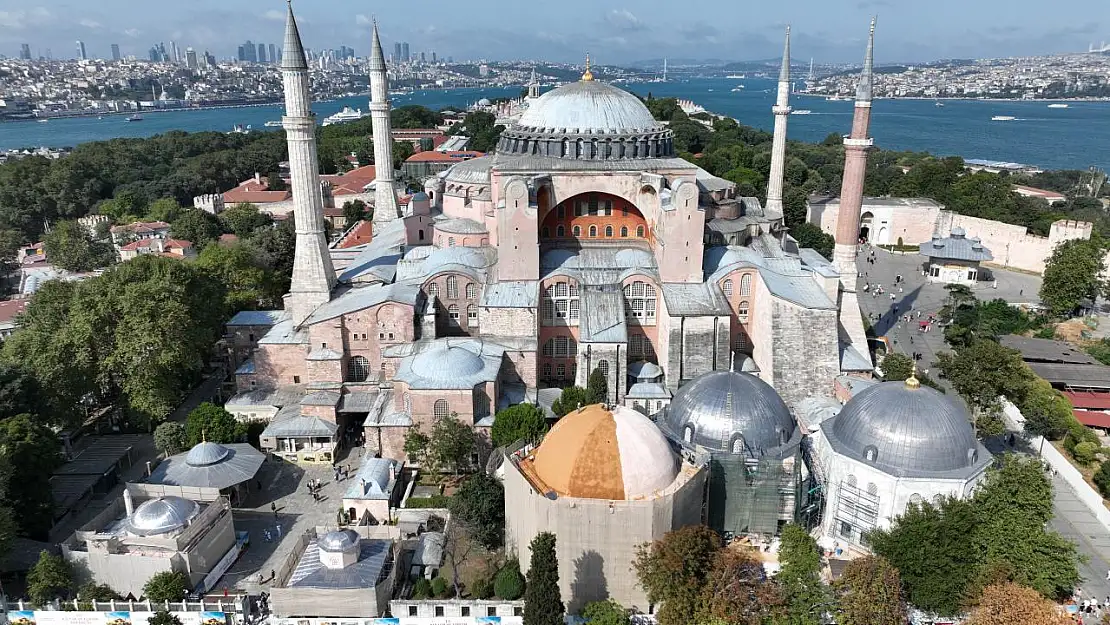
xmin=255 ymin=172 xmax=262 ymax=185
xmin=123 ymin=488 xmax=134 ymax=517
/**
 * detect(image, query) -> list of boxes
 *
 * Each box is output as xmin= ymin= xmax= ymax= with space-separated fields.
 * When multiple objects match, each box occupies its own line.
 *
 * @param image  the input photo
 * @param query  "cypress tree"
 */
xmin=523 ymin=532 xmax=564 ymax=625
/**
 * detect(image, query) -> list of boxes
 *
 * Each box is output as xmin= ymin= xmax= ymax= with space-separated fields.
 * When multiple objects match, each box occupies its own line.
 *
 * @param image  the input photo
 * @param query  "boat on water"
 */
xmin=230 ymin=124 xmax=251 ymax=134
xmin=935 ymin=101 xmax=945 ymax=107
xmin=263 ymin=120 xmax=283 ymax=127
xmin=991 ymin=116 xmax=1016 ymax=121
xmin=726 ymin=74 xmax=746 ymax=79
xmin=826 ymin=95 xmax=850 ymax=102
xmin=126 ymin=114 xmax=143 ymax=122
xmin=36 ymin=119 xmax=48 ymax=123
xmin=790 ymin=109 xmax=813 ymax=115
xmin=730 ymin=85 xmax=745 ymax=92
xmin=322 ymin=106 xmax=366 ymax=126
xmin=1047 ymin=103 xmax=1069 ymax=109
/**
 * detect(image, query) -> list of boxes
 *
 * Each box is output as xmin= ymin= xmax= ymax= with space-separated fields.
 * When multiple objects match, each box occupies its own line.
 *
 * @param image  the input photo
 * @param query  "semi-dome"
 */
xmin=126 ymin=496 xmax=199 ymax=536
xmin=826 ymin=378 xmax=983 ymax=475
xmin=529 ymin=404 xmax=677 ymax=500
xmin=412 ymin=344 xmax=484 ymax=379
xmin=185 ymin=441 xmax=231 ymax=467
xmin=497 ymin=79 xmax=674 ymax=161
xmin=664 ymin=371 xmax=796 ymax=456
xmin=318 ymin=529 xmax=360 ymax=552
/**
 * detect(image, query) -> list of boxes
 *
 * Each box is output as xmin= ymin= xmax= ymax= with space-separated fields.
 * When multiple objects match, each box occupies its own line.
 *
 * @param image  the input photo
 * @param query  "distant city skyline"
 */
xmin=1 ymin=0 xmax=1108 ymax=64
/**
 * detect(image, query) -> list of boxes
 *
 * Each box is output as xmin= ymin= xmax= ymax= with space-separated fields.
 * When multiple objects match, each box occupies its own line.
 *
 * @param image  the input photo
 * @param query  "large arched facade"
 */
xmin=539 ymin=192 xmax=649 ymax=248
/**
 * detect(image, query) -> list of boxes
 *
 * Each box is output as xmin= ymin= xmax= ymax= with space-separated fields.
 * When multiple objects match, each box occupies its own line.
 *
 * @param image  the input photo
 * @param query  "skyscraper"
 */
xmin=150 ymin=46 xmax=162 ymax=62
xmin=171 ymin=41 xmax=180 ymax=64
xmin=394 ymin=42 xmax=402 ymax=63
xmin=401 ymin=42 xmax=409 ymax=62
xmin=281 ymin=1 xmax=335 ymax=326
xmin=111 ymin=44 xmax=121 ymax=61
xmin=431 ymin=51 xmax=436 ymax=63
xmin=258 ymin=43 xmax=267 ymax=63
xmin=370 ymin=22 xmax=401 ymax=224
xmin=240 ymin=40 xmax=257 ymax=63
xmin=269 ymin=43 xmax=277 ymax=64
xmin=185 ymin=47 xmax=198 ymax=69
xmin=419 ymin=51 xmax=425 ymax=63
xmin=204 ymin=50 xmax=216 ymax=68
xmin=76 ymin=40 xmax=87 ymax=60
xmin=19 ymin=44 xmax=31 ymax=60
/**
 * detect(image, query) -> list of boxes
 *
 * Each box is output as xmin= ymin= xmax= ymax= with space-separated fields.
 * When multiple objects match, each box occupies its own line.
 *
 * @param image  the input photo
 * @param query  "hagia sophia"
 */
xmin=223 ymin=6 xmax=994 ymax=612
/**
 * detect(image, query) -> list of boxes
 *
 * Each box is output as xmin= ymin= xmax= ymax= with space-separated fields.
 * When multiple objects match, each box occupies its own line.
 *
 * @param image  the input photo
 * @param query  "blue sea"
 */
xmin=0 ymin=77 xmax=1106 ymax=171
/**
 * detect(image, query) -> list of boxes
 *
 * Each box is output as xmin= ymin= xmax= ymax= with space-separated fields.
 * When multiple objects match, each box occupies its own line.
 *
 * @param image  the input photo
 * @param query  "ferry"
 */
xmin=1047 ymin=103 xmax=1069 ymax=109
xmin=36 ymin=119 xmax=48 ymax=123
xmin=790 ymin=109 xmax=813 ymax=115
xmin=826 ymin=95 xmax=850 ymax=102
xmin=726 ymin=74 xmax=746 ymax=79
xmin=230 ymin=124 xmax=252 ymax=134
xmin=125 ymin=114 xmax=143 ymax=122
xmin=991 ymin=116 xmax=1016 ymax=121
xmin=935 ymin=101 xmax=945 ymax=107
xmin=322 ymin=106 xmax=367 ymax=126
xmin=730 ymin=85 xmax=745 ymax=92
xmin=264 ymin=120 xmax=283 ymax=127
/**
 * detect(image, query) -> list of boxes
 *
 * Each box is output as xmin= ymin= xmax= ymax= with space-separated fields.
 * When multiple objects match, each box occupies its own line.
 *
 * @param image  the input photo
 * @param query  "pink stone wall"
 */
xmin=423 ymin=272 xmax=481 ymax=336
xmin=306 ymin=359 xmax=342 ymax=385
xmin=836 ymin=148 xmax=869 ymax=246
xmin=716 ymin=269 xmax=761 ymax=356
xmin=251 ymin=343 xmax=308 ymax=389
xmin=301 ymin=403 xmax=338 ymax=422
xmin=654 ymin=179 xmax=705 ymax=283
xmin=404 ymin=214 xmax=432 ymax=246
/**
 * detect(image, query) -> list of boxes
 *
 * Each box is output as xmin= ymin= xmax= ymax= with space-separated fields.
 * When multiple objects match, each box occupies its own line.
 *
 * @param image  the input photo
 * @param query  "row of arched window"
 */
xmin=629 ymin=334 xmax=655 ymax=359
xmin=541 ymin=280 xmax=580 ymax=325
xmin=541 ymin=336 xmax=578 ymax=358
xmin=540 ymin=362 xmax=576 ymax=380
xmin=541 ymin=224 xmax=646 ymax=239
xmin=427 ymin=277 xmax=479 ymax=301
xmin=446 ymin=304 xmax=479 ymax=326
xmin=721 ymin=274 xmax=753 ymax=298
xmin=623 ymin=281 xmax=657 ymax=323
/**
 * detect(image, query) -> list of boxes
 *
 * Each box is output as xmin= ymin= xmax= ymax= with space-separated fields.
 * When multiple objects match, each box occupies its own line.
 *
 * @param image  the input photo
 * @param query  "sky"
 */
xmin=1 ymin=0 xmax=1108 ymax=65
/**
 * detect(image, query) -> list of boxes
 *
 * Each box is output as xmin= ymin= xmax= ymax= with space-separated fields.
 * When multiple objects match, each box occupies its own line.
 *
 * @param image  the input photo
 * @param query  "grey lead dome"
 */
xmin=827 ymin=380 xmax=981 ymax=474
xmin=318 ymin=529 xmax=360 ymax=553
xmin=126 ymin=496 xmax=199 ymax=536
xmin=664 ymin=370 xmax=796 ymax=456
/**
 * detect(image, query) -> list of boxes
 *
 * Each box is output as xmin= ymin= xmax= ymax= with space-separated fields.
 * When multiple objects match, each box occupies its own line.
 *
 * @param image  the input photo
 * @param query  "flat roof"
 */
xmin=1028 ymin=362 xmax=1110 ymax=390
xmin=1000 ymin=335 xmax=1100 ymax=365
xmin=53 ymin=434 xmax=145 ymax=476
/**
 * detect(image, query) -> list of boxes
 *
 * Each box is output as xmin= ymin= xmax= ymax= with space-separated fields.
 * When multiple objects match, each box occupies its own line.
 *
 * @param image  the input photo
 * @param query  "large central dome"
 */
xmin=516 ymin=81 xmax=662 ymax=134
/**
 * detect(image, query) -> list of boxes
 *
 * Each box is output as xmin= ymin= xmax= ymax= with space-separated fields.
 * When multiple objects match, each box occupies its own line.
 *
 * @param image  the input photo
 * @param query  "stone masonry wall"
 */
xmin=770 ymin=299 xmax=840 ymax=408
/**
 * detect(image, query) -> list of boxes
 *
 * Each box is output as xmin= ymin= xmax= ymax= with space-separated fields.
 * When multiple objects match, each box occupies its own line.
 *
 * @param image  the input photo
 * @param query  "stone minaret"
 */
xmin=527 ymin=67 xmax=540 ymax=99
xmin=282 ymin=1 xmax=336 ymax=326
xmin=369 ymin=21 xmax=401 ymax=223
xmin=833 ymin=18 xmax=876 ymax=281
xmin=765 ymin=26 xmax=791 ymax=218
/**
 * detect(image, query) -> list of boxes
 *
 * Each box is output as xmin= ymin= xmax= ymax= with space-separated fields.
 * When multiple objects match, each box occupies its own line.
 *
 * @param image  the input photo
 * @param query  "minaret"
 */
xmin=833 ymin=18 xmax=877 ymax=282
xmin=369 ymin=21 xmax=401 ymax=223
xmin=527 ymin=67 xmax=539 ymax=99
xmin=765 ymin=26 xmax=791 ymax=218
xmin=281 ymin=1 xmax=336 ymax=326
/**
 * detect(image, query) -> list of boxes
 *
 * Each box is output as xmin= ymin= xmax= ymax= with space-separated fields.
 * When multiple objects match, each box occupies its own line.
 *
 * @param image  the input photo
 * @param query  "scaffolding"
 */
xmin=708 ymin=450 xmax=799 ymax=537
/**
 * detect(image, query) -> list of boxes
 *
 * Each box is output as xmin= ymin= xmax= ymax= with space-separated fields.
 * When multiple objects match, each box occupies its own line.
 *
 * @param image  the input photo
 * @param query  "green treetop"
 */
xmin=523 ymin=532 xmax=564 ymax=625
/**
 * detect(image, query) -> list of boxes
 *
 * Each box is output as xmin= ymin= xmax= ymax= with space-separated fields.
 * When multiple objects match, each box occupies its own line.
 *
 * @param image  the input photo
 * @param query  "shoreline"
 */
xmin=794 ymin=92 xmax=1110 ymax=103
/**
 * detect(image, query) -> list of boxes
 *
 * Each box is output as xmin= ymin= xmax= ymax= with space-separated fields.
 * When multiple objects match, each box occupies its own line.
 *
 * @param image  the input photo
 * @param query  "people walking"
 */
xmin=271 ymin=502 xmax=277 ymax=518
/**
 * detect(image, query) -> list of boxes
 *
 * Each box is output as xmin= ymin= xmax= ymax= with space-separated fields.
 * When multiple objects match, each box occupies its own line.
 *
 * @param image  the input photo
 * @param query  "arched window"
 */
xmin=465 ymin=283 xmax=478 ymax=299
xmin=636 ymin=225 xmax=645 ymax=238
xmin=448 ymin=237 xmax=456 ymax=247
xmin=731 ymin=435 xmax=745 ymax=454
xmin=864 ymin=446 xmax=878 ymax=462
xmin=542 ymin=363 xmax=552 ymax=377
xmin=467 ymin=305 xmax=478 ymax=324
xmin=573 ymin=225 xmax=581 ymax=236
xmin=846 ymin=474 xmax=858 ymax=487
xmin=738 ymin=301 xmax=750 ymax=322
xmin=908 ymin=493 xmax=923 ymax=505
xmin=542 ymin=339 xmax=554 ymax=356
xmin=722 ymin=279 xmax=733 ymax=297
xmin=427 ymin=282 xmax=439 ymax=299
xmin=434 ymin=399 xmax=449 ymax=419
xmin=621 ymin=226 xmax=629 ymax=237
xmin=605 ymin=225 xmax=613 ymax=237
xmin=347 ymin=355 xmax=370 ymax=382
xmin=683 ymin=425 xmax=694 ymax=443
xmin=542 ymin=280 xmax=580 ymax=326
xmin=448 ymin=304 xmax=460 ymax=324
xmin=589 ymin=225 xmax=598 ymax=237
xmin=557 ymin=225 xmax=565 ymax=237
xmin=740 ymin=273 xmax=752 ymax=297
xmin=623 ymin=281 xmax=657 ymax=324
xmin=598 ymin=360 xmax=609 ymax=379
xmin=555 ymin=336 xmax=569 ymax=357
xmin=446 ymin=276 xmax=458 ymax=299
xmin=867 ymin=483 xmax=879 ymax=496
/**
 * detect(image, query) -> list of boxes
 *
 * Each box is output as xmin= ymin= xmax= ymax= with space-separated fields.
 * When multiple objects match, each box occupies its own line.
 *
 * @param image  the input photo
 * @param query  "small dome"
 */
xmin=185 ymin=441 xmax=231 ymax=467
xmin=318 ymin=529 xmax=360 ymax=553
xmin=515 ymin=81 xmax=662 ymax=134
xmin=628 ymin=361 xmax=662 ymax=381
xmin=951 ymin=226 xmax=966 ymax=238
xmin=828 ymin=379 xmax=981 ymax=474
xmin=664 ymin=371 xmax=796 ymax=455
xmin=411 ymin=344 xmax=484 ymax=379
xmin=477 ymin=98 xmax=491 ymax=106
xmin=126 ymin=496 xmax=199 ymax=536
xmin=530 ymin=404 xmax=677 ymax=500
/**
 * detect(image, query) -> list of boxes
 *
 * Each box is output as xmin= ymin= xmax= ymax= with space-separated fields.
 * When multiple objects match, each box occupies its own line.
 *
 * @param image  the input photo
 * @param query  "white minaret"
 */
xmin=765 ymin=26 xmax=791 ymax=218
xmin=282 ymin=1 xmax=336 ymax=326
xmin=369 ymin=21 xmax=401 ymax=223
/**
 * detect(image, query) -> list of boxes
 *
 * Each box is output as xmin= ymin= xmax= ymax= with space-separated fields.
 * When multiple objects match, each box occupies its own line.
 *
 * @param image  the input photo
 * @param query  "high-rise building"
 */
xmin=171 ymin=41 xmax=180 ymax=64
xmin=185 ymin=47 xmax=198 ymax=69
xmin=401 ymin=42 xmax=409 ymax=62
xmin=258 ymin=43 xmax=267 ymax=63
xmin=149 ymin=46 xmax=161 ymax=62
xmin=394 ymin=43 xmax=402 ymax=63
xmin=269 ymin=43 xmax=277 ymax=64
xmin=431 ymin=51 xmax=436 ymax=63
xmin=19 ymin=44 xmax=31 ymax=60
xmin=111 ymin=44 xmax=121 ymax=61
xmin=419 ymin=52 xmax=425 ymax=63
xmin=239 ymin=40 xmax=257 ymax=63
xmin=204 ymin=50 xmax=216 ymax=68
xmin=76 ymin=40 xmax=87 ymax=60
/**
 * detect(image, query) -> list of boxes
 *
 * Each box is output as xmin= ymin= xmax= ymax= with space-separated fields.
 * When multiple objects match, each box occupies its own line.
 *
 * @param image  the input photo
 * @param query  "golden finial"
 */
xmin=582 ymin=53 xmax=594 ymax=81
xmin=905 ymin=363 xmax=920 ymax=389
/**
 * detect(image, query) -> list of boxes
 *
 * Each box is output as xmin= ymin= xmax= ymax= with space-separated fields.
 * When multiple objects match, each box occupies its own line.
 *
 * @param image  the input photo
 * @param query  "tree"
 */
xmin=441 ymin=511 xmax=474 ymax=599
xmin=491 ymin=403 xmax=547 ymax=447
xmin=0 ymin=363 xmax=42 ymax=420
xmin=1095 ymin=461 xmax=1110 ymax=499
xmin=43 ymin=220 xmax=116 ymax=272
xmin=581 ymin=600 xmax=629 ymax=625
xmin=147 ymin=612 xmax=184 ymax=625
xmin=966 ymin=582 xmax=1071 ymax=625
xmin=833 ymin=555 xmax=906 ymax=625
xmin=27 ymin=550 xmax=74 ymax=605
xmin=219 ymin=203 xmax=273 ymax=238
xmin=249 ymin=216 xmax=296 ymax=279
xmin=196 ymin=241 xmax=283 ymax=312
xmin=586 ymin=367 xmax=608 ymax=404
xmin=935 ymin=340 xmax=1031 ymax=416
xmin=77 ymin=581 xmax=121 ymax=600
xmin=551 ymin=386 xmax=591 ymax=417
xmin=170 ymin=208 xmax=224 ymax=249
xmin=698 ymin=548 xmax=782 ymax=625
xmin=777 ymin=523 xmax=828 ymax=624
xmin=1040 ymin=238 xmax=1105 ymax=317
xmin=791 ymin=222 xmax=835 ymax=259
xmin=412 ymin=577 xmax=433 ymax=599
xmin=449 ymin=472 xmax=505 ymax=550
xmin=154 ymin=421 xmax=188 ymax=456
xmin=267 ymin=172 xmax=287 ymax=192
xmin=428 ymin=413 xmax=476 ymax=475
xmin=0 ymin=455 xmax=14 ymax=563
xmin=494 ymin=558 xmax=526 ymax=600
xmin=634 ymin=525 xmax=721 ymax=625
xmin=343 ymin=199 xmax=369 ymax=226
xmin=145 ymin=198 xmax=183 ymax=223
xmin=879 ymin=353 xmax=943 ymax=391
xmin=185 ymin=402 xmax=245 ymax=446
xmin=0 ymin=415 xmax=64 ymax=539
xmin=404 ymin=424 xmax=432 ymax=468
xmin=450 ymin=111 xmax=505 ymax=153
xmin=523 ymin=532 xmax=564 ymax=625
xmin=143 ymin=570 xmax=191 ymax=601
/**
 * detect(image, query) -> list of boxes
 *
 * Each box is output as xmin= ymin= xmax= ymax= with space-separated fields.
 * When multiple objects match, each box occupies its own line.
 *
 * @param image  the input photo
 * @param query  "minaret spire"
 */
xmin=282 ymin=1 xmax=336 ymax=326
xmin=369 ymin=20 xmax=401 ymax=223
xmin=856 ymin=17 xmax=876 ymax=102
xmin=582 ymin=53 xmax=593 ymax=81
xmin=764 ymin=25 xmax=792 ymax=218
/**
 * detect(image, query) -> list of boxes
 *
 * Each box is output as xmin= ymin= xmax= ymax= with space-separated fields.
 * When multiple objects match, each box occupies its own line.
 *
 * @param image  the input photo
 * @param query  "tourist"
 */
xmin=276 ymin=523 xmax=282 ymax=538
xmin=270 ymin=502 xmax=277 ymax=518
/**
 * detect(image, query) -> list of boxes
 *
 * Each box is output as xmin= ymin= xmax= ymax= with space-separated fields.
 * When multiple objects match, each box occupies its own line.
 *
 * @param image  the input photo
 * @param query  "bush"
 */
xmin=1074 ymin=441 xmax=1101 ymax=465
xmin=1095 ymin=462 xmax=1110 ymax=498
xmin=405 ymin=495 xmax=452 ymax=509
xmin=412 ymin=577 xmax=433 ymax=599
xmin=430 ymin=576 xmax=451 ymax=598
xmin=494 ymin=558 xmax=525 ymax=600
xmin=470 ymin=576 xmax=494 ymax=599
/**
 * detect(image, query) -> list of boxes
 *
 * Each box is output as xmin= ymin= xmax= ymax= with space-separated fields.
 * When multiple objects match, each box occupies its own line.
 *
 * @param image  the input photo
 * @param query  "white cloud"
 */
xmin=0 ymin=8 xmax=52 ymax=30
xmin=123 ymin=28 xmax=141 ymax=38
xmin=605 ymin=9 xmax=645 ymax=32
xmin=79 ymin=18 xmax=103 ymax=30
xmin=262 ymin=9 xmax=285 ymax=22
xmin=355 ymin=14 xmax=373 ymax=26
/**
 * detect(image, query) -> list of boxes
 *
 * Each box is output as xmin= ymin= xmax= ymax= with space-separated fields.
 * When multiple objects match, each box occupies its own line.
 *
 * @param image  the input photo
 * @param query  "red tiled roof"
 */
xmin=431 ymin=135 xmax=450 ymax=149
xmin=1063 ymin=390 xmax=1110 ymax=410
xmin=223 ymin=176 xmax=292 ymax=204
xmin=405 ymin=150 xmax=485 ymax=163
xmin=323 ymin=164 xmax=378 ymax=196
xmin=219 ymin=234 xmax=239 ymax=244
xmin=1075 ymin=410 xmax=1110 ymax=429
xmin=1013 ymin=184 xmax=1066 ymax=199
xmin=324 ymin=207 xmax=346 ymax=217
xmin=119 ymin=237 xmax=158 ymax=252
xmin=0 ymin=299 xmax=28 ymax=324
xmin=164 ymin=238 xmax=193 ymax=249
xmin=336 ymin=220 xmax=374 ymax=249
